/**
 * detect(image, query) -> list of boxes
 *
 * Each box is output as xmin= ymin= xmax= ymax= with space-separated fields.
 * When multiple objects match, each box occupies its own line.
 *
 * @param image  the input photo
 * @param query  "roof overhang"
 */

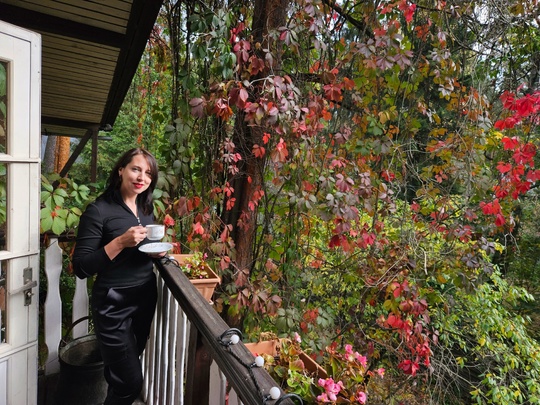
xmin=0 ymin=0 xmax=163 ymax=138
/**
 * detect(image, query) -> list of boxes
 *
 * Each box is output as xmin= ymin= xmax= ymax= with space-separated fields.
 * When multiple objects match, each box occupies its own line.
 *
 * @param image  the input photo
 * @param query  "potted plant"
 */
xmin=245 ymin=333 xmax=327 ymax=401
xmin=245 ymin=334 xmax=385 ymax=404
xmin=169 ymin=251 xmax=220 ymax=302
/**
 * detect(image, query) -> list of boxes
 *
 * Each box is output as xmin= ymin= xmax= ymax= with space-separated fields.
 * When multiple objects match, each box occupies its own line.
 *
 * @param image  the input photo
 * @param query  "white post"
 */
xmin=43 ymin=237 xmax=62 ymax=375
xmin=71 ymin=277 xmax=89 ymax=338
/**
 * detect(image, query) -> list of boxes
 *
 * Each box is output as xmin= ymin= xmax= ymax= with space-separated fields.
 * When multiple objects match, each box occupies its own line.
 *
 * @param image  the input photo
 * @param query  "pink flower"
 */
xmin=344 ymin=344 xmax=368 ymax=367
xmin=316 ymin=393 xmax=330 ymax=403
xmin=376 ymin=367 xmax=385 ymax=377
xmin=318 ymin=378 xmax=344 ymax=402
xmin=355 ymin=391 xmax=367 ymax=404
xmin=345 ymin=344 xmax=353 ymax=355
xmin=355 ymin=353 xmax=368 ymax=367
xmin=294 ymin=332 xmax=302 ymax=343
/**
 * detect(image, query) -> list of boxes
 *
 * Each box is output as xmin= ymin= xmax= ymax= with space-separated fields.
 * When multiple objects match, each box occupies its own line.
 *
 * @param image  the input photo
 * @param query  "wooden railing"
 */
xmin=43 ymin=237 xmax=299 ymax=405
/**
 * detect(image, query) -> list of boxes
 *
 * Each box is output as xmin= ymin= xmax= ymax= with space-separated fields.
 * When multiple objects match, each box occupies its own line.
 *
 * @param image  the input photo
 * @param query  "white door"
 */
xmin=0 ymin=21 xmax=41 ymax=405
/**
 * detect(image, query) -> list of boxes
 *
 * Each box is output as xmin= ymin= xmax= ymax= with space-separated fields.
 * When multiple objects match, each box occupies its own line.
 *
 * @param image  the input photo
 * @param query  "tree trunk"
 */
xmin=42 ymin=135 xmax=56 ymax=175
xmin=55 ymin=136 xmax=71 ymax=174
xmin=221 ymin=0 xmax=289 ymax=327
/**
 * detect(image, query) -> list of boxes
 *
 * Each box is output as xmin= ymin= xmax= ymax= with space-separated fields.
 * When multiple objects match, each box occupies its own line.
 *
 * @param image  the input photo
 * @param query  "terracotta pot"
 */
xmin=245 ymin=339 xmax=327 ymax=378
xmin=169 ymin=254 xmax=220 ymax=302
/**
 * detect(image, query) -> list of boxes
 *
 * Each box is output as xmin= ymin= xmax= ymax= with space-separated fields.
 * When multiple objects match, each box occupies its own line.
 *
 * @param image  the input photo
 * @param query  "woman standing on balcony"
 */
xmin=73 ymin=147 xmax=162 ymax=405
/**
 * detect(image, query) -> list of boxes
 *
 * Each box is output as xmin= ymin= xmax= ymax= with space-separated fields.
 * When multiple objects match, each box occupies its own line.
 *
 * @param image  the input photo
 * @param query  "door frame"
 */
xmin=0 ymin=19 xmax=41 ymax=405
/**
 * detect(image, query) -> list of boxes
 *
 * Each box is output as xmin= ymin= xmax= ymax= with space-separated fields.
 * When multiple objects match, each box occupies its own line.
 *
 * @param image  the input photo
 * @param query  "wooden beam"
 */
xmin=42 ymin=116 xmax=98 ymax=129
xmin=101 ymin=0 xmax=164 ymax=126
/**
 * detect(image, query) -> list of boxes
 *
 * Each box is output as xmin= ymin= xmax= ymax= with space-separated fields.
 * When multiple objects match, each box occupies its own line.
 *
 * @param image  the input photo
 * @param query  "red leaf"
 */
xmin=163 ymin=214 xmax=175 ymax=227
xmin=329 ymin=234 xmax=344 ymax=248
xmin=398 ymin=359 xmax=420 ymax=376
xmin=479 ymin=199 xmax=501 ymax=215
xmin=192 ymin=222 xmax=205 ymax=235
xmin=516 ymin=96 xmax=535 ymax=117
xmin=495 ymin=213 xmax=506 ymax=227
xmin=252 ymin=144 xmax=265 ymax=158
xmin=226 ymin=197 xmax=236 ymax=211
xmin=271 ymin=138 xmax=289 ymax=163
xmin=250 ymin=56 xmax=265 ymax=75
xmin=323 ymin=83 xmax=343 ymax=102
xmin=501 ymin=136 xmax=519 ymax=150
xmin=220 ymin=256 xmax=231 ymax=270
xmin=496 ymin=161 xmax=512 ymax=173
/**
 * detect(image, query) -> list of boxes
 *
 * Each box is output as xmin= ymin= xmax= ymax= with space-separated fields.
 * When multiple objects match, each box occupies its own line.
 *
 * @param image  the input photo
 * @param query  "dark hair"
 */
xmin=101 ymin=148 xmax=158 ymax=216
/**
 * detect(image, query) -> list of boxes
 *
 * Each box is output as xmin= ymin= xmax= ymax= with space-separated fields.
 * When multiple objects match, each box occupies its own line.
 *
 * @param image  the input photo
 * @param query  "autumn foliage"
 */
xmin=148 ymin=0 xmax=540 ymax=403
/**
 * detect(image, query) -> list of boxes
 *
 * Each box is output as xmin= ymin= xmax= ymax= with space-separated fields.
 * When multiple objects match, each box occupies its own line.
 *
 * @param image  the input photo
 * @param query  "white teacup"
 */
xmin=146 ymin=224 xmax=165 ymax=241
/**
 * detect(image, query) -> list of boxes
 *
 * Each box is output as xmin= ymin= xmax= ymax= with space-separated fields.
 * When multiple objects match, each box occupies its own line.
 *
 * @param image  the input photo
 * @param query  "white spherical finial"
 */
xmin=230 ymin=334 xmax=240 ymax=345
xmin=269 ymin=386 xmax=281 ymax=400
xmin=255 ymin=355 xmax=265 ymax=367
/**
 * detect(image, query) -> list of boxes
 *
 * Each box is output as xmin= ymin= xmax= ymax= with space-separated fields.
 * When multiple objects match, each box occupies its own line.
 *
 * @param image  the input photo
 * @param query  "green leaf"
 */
xmin=42 ymin=195 xmax=53 ymax=210
xmin=40 ymin=207 xmax=52 ymax=220
xmin=41 ymin=182 xmax=53 ymax=193
xmin=54 ymin=188 xmax=69 ymax=197
xmin=52 ymin=194 xmax=65 ymax=207
xmin=41 ymin=190 xmax=51 ymax=202
xmin=51 ymin=217 xmax=67 ymax=235
xmin=40 ymin=215 xmax=53 ymax=232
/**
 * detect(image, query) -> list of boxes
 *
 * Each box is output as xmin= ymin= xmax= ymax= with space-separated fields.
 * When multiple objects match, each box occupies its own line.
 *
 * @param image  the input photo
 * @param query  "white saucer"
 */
xmin=139 ymin=242 xmax=173 ymax=254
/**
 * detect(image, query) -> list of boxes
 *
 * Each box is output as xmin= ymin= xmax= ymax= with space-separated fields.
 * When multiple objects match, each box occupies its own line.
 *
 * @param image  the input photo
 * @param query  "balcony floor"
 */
xmin=38 ymin=372 xmax=146 ymax=405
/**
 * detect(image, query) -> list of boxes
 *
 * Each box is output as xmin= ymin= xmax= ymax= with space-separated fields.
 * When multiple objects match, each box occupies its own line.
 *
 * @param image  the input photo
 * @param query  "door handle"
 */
xmin=9 ymin=280 xmax=37 ymax=295
xmin=8 ymin=267 xmax=36 ymax=306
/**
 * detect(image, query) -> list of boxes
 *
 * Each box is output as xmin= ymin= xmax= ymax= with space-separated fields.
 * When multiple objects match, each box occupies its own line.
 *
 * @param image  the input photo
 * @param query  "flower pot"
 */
xmin=170 ymin=254 xmax=220 ymax=302
xmin=245 ymin=338 xmax=327 ymax=378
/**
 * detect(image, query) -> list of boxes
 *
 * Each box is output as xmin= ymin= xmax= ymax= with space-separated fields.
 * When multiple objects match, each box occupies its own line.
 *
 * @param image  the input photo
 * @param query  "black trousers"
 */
xmin=91 ymin=274 xmax=157 ymax=405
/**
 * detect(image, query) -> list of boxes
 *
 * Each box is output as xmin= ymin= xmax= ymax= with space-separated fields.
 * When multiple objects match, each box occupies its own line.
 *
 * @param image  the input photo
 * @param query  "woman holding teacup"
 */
xmin=72 ymin=147 xmax=164 ymax=405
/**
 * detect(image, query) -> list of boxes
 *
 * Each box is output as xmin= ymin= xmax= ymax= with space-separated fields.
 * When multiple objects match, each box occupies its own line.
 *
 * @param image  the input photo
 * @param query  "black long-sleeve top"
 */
xmin=72 ymin=191 xmax=154 ymax=288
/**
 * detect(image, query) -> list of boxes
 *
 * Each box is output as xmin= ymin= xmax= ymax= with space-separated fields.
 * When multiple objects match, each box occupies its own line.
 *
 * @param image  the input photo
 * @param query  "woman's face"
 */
xmin=118 ymin=154 xmax=153 ymax=199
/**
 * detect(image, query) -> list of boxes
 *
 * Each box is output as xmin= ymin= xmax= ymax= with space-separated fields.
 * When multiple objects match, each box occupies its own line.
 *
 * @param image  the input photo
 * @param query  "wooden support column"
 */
xmin=185 ymin=327 xmax=212 ymax=405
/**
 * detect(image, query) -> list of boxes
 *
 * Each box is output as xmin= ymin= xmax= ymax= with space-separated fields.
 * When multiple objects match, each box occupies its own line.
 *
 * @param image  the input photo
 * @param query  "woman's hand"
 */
xmin=104 ymin=226 xmax=147 ymax=260
xmin=118 ymin=226 xmax=147 ymax=247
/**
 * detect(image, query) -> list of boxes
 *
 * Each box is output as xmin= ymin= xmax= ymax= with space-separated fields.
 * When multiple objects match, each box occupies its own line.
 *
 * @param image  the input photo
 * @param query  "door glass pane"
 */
xmin=0 ymin=262 xmax=5 ymax=343
xmin=0 ymin=61 xmax=6 ymax=152
xmin=0 ymin=164 xmax=5 ymax=252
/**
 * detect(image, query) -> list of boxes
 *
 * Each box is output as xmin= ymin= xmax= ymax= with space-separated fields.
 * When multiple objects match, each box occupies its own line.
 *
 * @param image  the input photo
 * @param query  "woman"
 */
xmin=73 ymin=148 xmax=161 ymax=405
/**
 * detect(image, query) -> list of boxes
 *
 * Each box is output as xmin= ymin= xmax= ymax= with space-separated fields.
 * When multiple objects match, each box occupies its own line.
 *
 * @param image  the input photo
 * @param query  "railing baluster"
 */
xmin=228 ymin=387 xmax=240 ymax=405
xmin=143 ymin=274 xmax=162 ymax=405
xmin=154 ymin=273 xmax=164 ymax=405
xmin=71 ymin=277 xmax=88 ymax=338
xmin=208 ymin=363 xmax=226 ymax=405
xmin=166 ymin=294 xmax=177 ymax=404
xmin=159 ymin=285 xmax=169 ymax=403
xmin=175 ymin=310 xmax=188 ymax=404
xmin=44 ymin=237 xmax=62 ymax=376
